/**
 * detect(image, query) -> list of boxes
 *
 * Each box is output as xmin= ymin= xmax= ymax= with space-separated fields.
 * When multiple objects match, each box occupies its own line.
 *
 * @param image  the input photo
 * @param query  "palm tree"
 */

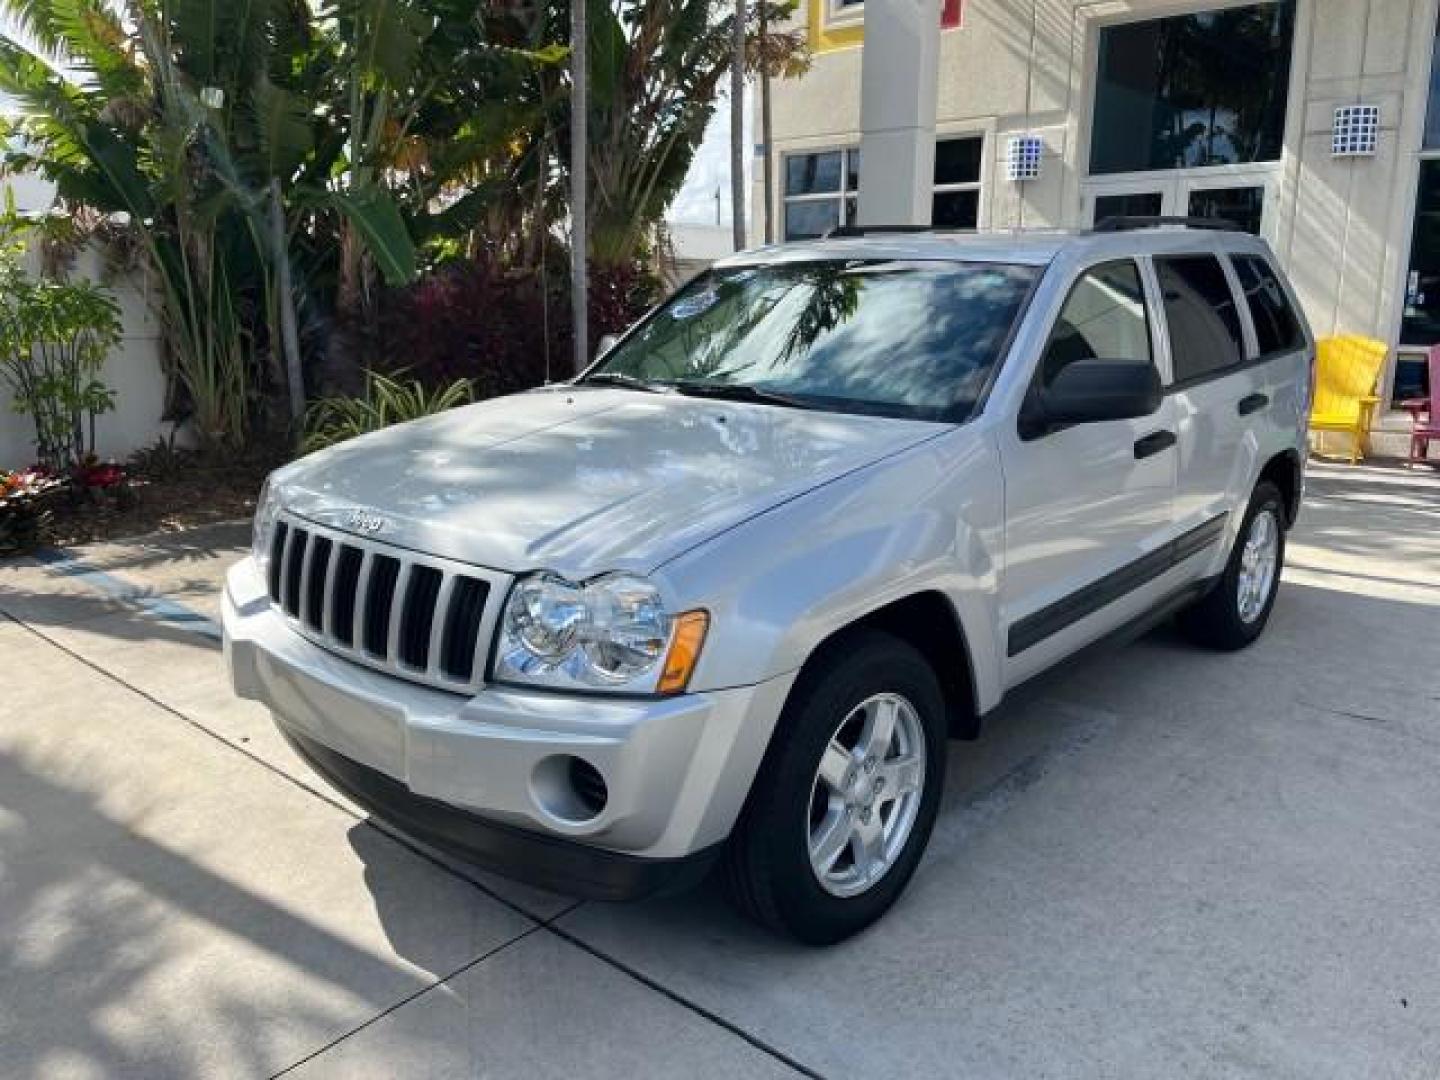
xmin=563 ymin=0 xmax=803 ymax=270
xmin=571 ymin=0 xmax=589 ymax=372
xmin=730 ymin=0 xmax=746 ymax=250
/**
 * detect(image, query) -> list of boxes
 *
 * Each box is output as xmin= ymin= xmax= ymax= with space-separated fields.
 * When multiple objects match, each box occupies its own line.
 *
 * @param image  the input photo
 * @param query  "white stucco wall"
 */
xmin=0 ymin=174 xmax=169 ymax=468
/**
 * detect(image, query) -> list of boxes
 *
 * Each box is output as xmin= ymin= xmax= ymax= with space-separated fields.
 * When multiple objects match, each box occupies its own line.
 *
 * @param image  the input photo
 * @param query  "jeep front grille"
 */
xmin=266 ymin=515 xmax=507 ymax=692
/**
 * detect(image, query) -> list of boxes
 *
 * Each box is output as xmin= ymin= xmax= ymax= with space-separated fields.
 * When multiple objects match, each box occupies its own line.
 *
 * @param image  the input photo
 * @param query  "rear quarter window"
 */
xmin=1233 ymin=254 xmax=1304 ymax=355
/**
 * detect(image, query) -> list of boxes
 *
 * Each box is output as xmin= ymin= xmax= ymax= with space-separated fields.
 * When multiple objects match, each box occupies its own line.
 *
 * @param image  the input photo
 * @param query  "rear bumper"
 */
xmin=280 ymin=724 xmax=720 ymax=900
xmin=222 ymin=557 xmax=794 ymax=879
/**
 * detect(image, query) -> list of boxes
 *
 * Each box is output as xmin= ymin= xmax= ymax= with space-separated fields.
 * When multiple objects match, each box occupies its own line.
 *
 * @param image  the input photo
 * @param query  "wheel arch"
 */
xmin=791 ymin=591 xmax=982 ymax=741
xmin=1258 ymin=448 xmax=1303 ymax=526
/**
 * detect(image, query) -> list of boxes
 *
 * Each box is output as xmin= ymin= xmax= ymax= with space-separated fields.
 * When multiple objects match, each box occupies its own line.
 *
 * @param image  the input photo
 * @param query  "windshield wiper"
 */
xmin=580 ymin=371 xmax=666 ymax=393
xmin=667 ymin=380 xmax=813 ymax=410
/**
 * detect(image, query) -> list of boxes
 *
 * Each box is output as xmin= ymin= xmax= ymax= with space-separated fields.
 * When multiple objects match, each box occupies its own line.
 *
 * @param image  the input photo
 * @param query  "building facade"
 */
xmin=757 ymin=0 xmax=1440 ymax=453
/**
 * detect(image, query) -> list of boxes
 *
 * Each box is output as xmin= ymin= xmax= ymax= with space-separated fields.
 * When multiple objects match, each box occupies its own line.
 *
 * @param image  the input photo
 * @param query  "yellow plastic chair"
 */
xmin=1310 ymin=335 xmax=1388 ymax=464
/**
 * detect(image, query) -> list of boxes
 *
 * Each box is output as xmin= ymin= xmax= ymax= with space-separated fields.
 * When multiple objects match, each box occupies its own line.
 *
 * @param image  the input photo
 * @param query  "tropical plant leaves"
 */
xmin=252 ymin=77 xmax=314 ymax=181
xmin=328 ymin=185 xmax=417 ymax=285
xmin=302 ymin=368 xmax=473 ymax=452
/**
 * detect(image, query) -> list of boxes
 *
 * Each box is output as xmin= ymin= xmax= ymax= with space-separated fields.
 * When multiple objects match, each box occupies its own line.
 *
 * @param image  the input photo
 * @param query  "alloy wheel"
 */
xmin=806 ymin=692 xmax=927 ymax=898
xmin=1237 ymin=507 xmax=1280 ymax=624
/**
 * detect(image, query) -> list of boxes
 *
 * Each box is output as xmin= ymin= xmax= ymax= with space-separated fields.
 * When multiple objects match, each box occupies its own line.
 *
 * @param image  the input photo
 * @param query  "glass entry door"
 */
xmin=1084 ymin=175 xmax=1272 ymax=236
xmin=1402 ymin=159 xmax=1440 ymax=346
xmin=1184 ymin=182 xmax=1266 ymax=236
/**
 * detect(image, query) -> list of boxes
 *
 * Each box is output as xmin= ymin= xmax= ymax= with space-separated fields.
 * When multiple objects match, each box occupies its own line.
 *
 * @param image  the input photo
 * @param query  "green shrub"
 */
xmin=0 ymin=252 xmax=122 ymax=471
xmin=301 ymin=370 xmax=474 ymax=454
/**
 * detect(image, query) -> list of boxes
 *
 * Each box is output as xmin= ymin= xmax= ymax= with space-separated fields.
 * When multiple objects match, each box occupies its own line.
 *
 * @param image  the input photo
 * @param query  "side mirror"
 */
xmin=1023 ymin=359 xmax=1162 ymax=435
xmin=596 ymin=333 xmax=619 ymax=359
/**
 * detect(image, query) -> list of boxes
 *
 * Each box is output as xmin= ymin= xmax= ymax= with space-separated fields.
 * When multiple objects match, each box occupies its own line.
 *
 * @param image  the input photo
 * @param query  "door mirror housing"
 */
xmin=1023 ymin=359 xmax=1162 ymax=435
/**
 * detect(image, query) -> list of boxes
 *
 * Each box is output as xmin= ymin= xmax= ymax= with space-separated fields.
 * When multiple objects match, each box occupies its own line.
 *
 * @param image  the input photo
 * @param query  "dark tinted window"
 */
xmin=1233 ymin=255 xmax=1302 ymax=354
xmin=786 ymin=152 xmax=842 ymax=196
xmin=1402 ymin=159 xmax=1440 ymax=345
xmin=934 ymin=138 xmax=982 ymax=185
xmin=1188 ymin=186 xmax=1265 ymax=236
xmin=784 ymin=149 xmax=860 ymax=241
xmin=1040 ymin=261 xmax=1152 ymax=387
xmin=932 ymin=136 xmax=982 ymax=230
xmin=784 ymin=201 xmax=840 ymax=241
xmin=1090 ymin=2 xmax=1296 ymax=175
xmin=1094 ymin=191 xmax=1164 ymax=225
xmin=1155 ymin=256 xmax=1245 ymax=382
xmin=933 ymin=189 xmax=979 ymax=229
xmin=590 ymin=261 xmax=1040 ymax=420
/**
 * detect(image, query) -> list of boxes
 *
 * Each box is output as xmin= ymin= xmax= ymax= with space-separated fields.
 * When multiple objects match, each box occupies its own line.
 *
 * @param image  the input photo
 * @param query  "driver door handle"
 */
xmin=1134 ymin=430 xmax=1177 ymax=459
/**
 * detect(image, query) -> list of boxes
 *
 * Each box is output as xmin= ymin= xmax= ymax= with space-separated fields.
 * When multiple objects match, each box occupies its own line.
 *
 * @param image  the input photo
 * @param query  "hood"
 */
xmin=275 ymin=386 xmax=945 ymax=577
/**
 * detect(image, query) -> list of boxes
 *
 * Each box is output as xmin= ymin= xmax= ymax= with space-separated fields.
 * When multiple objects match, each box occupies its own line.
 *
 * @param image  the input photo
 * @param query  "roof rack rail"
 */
xmin=821 ymin=225 xmax=936 ymax=239
xmin=1092 ymin=215 xmax=1244 ymax=234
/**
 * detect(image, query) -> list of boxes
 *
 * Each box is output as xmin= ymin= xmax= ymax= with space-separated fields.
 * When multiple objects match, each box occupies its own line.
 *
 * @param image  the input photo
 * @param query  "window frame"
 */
xmin=932 ymin=134 xmax=985 ymax=231
xmin=781 ymin=146 xmax=860 ymax=242
xmin=1018 ymin=257 xmax=1162 ymax=440
xmin=1229 ymin=252 xmax=1305 ymax=360
xmin=1037 ymin=258 xmax=1157 ymax=386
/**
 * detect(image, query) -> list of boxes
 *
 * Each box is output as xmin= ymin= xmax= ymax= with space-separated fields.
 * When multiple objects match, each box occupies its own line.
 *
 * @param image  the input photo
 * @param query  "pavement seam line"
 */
xmin=266 ymin=922 xmax=550 ymax=1079
xmin=539 ymin=921 xmax=827 ymax=1079
xmin=2 ymin=607 xmax=824 ymax=1078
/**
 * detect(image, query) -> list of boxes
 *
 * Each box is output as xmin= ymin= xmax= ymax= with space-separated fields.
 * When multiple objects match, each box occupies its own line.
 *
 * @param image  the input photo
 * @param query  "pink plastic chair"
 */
xmin=1399 ymin=345 xmax=1440 ymax=467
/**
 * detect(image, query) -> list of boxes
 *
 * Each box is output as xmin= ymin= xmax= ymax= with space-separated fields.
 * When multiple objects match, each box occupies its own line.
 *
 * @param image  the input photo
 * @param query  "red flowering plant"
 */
xmin=68 ymin=454 xmax=132 ymax=511
xmin=73 ymin=456 xmax=127 ymax=490
xmin=0 ymin=465 xmax=64 ymax=555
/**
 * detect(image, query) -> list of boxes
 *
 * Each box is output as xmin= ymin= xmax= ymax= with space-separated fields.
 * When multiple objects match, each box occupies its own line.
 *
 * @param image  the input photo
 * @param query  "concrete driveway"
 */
xmin=2 ymin=460 xmax=1438 ymax=1078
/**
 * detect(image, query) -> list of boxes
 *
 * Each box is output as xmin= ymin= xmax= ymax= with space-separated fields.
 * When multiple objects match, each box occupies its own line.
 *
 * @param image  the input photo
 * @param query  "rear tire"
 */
xmin=1178 ymin=480 xmax=1286 ymax=651
xmin=724 ymin=630 xmax=946 ymax=945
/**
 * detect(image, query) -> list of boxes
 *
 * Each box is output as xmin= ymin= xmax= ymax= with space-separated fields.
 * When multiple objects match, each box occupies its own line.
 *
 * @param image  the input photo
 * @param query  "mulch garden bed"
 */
xmin=43 ymin=460 xmax=271 ymax=548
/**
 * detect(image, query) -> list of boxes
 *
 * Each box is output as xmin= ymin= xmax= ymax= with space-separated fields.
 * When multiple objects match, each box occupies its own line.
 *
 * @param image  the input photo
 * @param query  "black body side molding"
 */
xmin=1007 ymin=514 xmax=1228 ymax=656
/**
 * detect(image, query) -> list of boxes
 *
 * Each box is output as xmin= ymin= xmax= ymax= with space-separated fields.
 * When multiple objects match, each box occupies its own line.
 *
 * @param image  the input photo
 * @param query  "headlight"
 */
xmin=496 ymin=572 xmax=708 ymax=694
xmin=251 ymin=475 xmax=280 ymax=575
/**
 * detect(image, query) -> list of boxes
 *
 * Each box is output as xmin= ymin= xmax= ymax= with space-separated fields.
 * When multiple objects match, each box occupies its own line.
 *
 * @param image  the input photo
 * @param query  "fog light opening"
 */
xmin=531 ymin=754 xmax=609 ymax=824
xmin=567 ymin=757 xmax=609 ymax=819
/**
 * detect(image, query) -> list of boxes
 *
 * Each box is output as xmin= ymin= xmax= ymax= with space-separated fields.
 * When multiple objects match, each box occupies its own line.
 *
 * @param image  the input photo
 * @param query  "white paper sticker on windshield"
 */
xmin=670 ymin=288 xmax=720 ymax=320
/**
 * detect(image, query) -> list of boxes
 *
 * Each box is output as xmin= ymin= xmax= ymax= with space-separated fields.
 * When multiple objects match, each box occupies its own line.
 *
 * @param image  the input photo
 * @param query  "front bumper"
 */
xmin=280 ymin=724 xmax=719 ymax=900
xmin=222 ymin=558 xmax=793 ymax=895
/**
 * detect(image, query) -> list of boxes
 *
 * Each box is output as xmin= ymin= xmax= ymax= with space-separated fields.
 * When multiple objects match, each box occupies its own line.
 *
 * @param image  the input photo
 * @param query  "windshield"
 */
xmin=585 ymin=259 xmax=1040 ymax=420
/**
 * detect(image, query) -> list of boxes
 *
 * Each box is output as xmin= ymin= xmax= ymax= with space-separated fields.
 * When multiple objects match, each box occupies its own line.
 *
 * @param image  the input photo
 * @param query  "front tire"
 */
xmin=1179 ymin=480 xmax=1286 ymax=650
xmin=724 ymin=630 xmax=946 ymax=945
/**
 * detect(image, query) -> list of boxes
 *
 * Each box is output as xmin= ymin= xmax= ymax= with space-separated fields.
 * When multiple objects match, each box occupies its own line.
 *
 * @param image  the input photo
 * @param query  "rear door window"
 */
xmin=1155 ymin=255 xmax=1245 ymax=384
xmin=1232 ymin=254 xmax=1303 ymax=355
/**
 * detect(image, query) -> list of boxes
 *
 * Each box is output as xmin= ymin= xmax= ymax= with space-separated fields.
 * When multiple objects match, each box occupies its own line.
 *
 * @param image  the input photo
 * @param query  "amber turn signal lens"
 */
xmin=657 ymin=610 xmax=709 ymax=694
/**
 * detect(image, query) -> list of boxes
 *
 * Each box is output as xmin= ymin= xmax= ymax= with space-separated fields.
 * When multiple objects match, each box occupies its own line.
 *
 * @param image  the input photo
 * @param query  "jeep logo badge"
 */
xmin=345 ymin=508 xmax=389 ymax=535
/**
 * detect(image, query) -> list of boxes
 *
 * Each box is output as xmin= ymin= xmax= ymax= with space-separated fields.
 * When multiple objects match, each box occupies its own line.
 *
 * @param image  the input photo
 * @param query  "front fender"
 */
xmin=655 ymin=426 xmax=1006 ymax=715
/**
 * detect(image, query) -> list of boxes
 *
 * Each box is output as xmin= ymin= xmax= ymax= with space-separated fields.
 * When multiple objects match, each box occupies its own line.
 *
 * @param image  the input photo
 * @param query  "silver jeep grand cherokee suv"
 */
xmin=225 ymin=222 xmax=1313 ymax=944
